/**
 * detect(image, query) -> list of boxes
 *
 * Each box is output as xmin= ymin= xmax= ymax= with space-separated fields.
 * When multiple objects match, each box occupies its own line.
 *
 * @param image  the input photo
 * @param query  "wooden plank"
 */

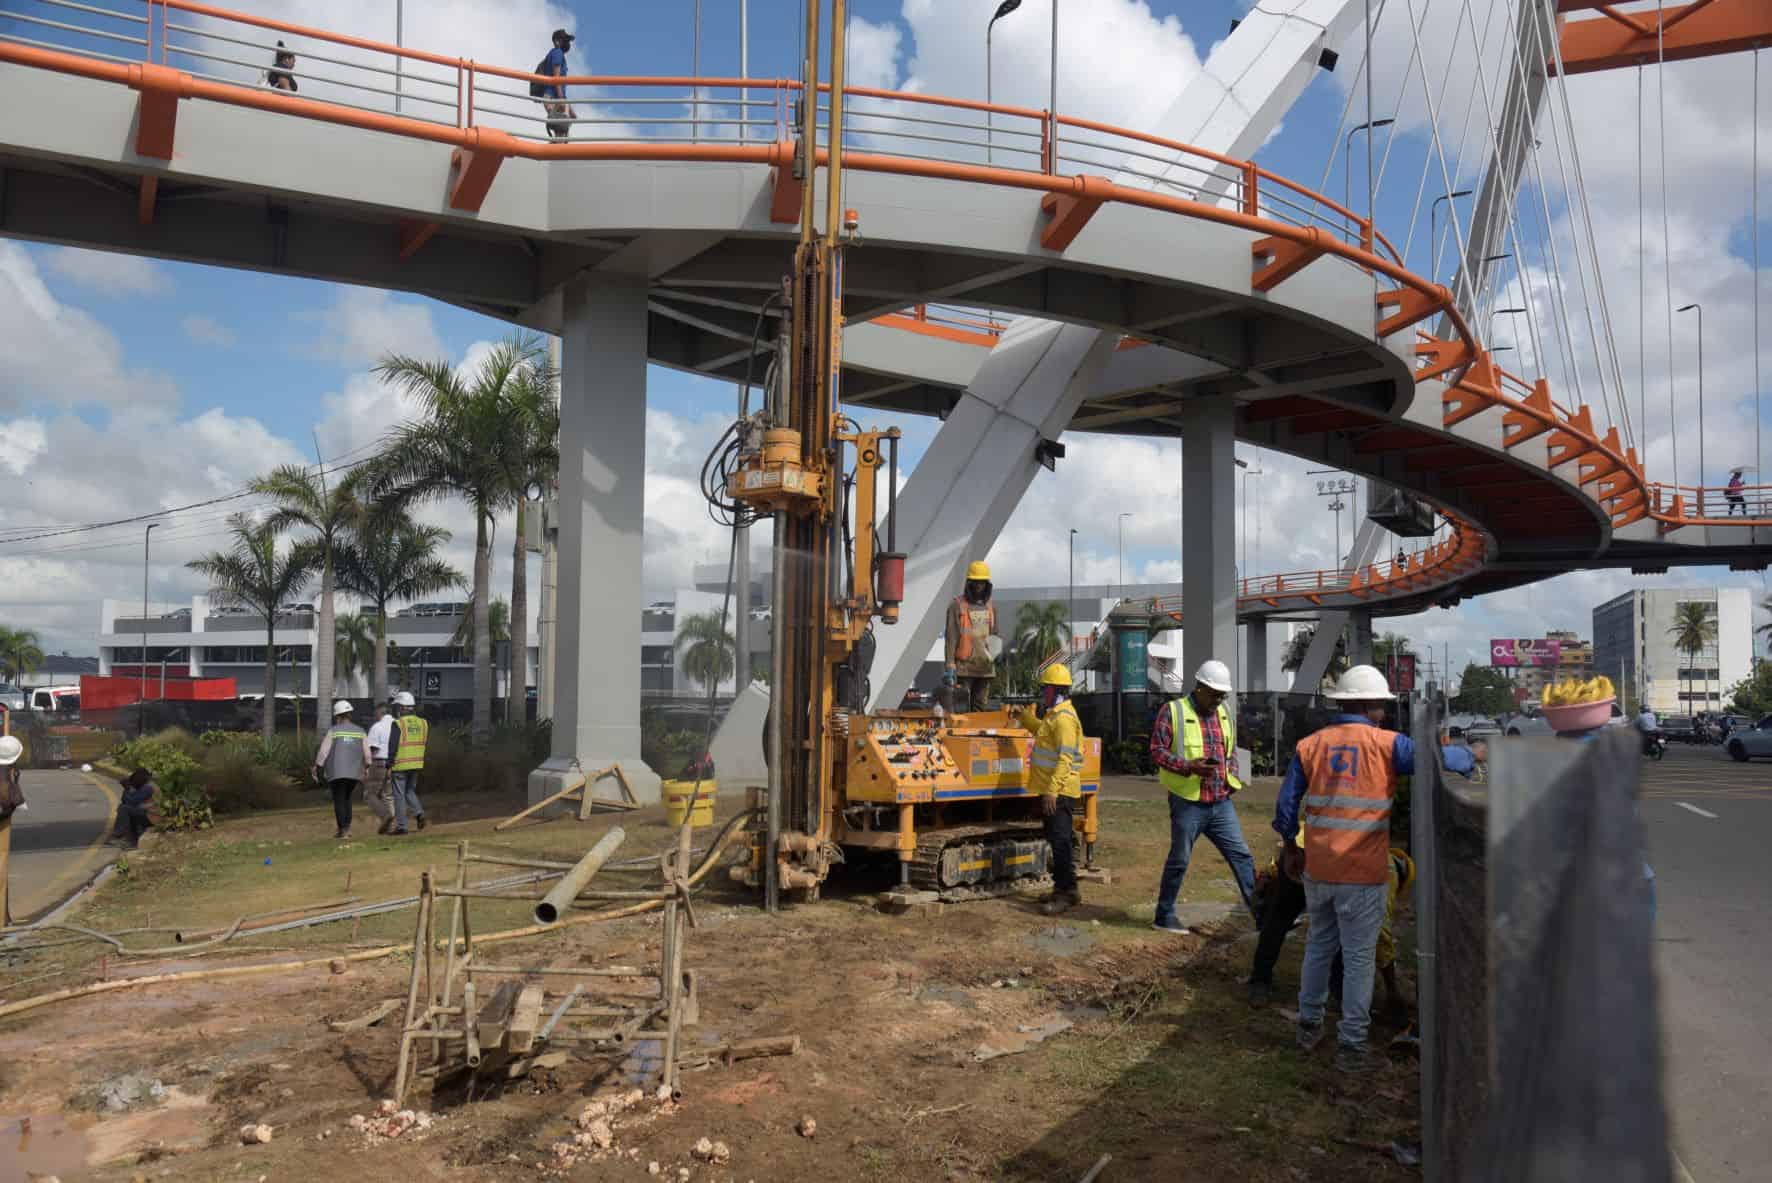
xmin=506 ymin=984 xmax=545 ymax=1054
xmin=475 ymin=979 xmax=521 ymax=1050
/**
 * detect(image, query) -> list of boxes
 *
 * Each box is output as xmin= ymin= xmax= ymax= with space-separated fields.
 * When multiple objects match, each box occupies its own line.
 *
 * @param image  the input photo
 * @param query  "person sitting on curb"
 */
xmin=113 ymin=767 xmax=157 ymax=849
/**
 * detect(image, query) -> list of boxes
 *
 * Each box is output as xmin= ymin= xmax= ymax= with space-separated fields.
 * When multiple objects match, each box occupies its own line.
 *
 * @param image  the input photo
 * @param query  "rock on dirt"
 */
xmin=796 ymin=1114 xmax=817 ymax=1138
xmin=239 ymin=1123 xmax=273 ymax=1145
xmin=98 ymin=1073 xmax=167 ymax=1113
xmin=692 ymin=1137 xmax=731 ymax=1164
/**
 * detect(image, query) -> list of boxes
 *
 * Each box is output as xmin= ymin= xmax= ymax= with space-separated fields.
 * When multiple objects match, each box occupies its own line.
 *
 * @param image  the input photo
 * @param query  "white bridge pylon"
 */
xmin=866 ymin=0 xmax=1365 ymax=709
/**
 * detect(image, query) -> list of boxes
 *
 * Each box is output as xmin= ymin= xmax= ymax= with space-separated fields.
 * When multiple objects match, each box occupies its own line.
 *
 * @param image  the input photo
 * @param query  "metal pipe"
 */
xmin=533 ymin=827 xmax=627 ymax=924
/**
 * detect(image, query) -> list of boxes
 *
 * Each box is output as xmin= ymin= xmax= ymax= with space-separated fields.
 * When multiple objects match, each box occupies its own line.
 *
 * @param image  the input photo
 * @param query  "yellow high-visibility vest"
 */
xmin=1157 ymin=696 xmax=1242 ymax=801
xmin=391 ymin=715 xmax=429 ymax=772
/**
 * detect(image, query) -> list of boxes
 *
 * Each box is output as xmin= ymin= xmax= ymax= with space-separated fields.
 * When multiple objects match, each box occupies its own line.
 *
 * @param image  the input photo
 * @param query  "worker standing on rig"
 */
xmin=943 ymin=560 xmax=998 ymax=712
xmin=1022 ymin=664 xmax=1086 ymax=915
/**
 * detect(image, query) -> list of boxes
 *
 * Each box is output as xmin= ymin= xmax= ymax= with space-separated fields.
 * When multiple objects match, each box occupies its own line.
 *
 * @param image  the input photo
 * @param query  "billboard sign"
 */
xmin=1388 ymin=653 xmax=1417 ymax=693
xmin=1490 ymin=638 xmax=1562 ymax=667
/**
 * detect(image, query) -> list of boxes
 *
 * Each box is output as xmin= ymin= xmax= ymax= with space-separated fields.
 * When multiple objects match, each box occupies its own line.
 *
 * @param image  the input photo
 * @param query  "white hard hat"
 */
xmin=1194 ymin=660 xmax=1233 ymax=693
xmin=332 ymin=699 xmax=354 ymax=716
xmin=394 ymin=691 xmax=416 ymax=708
xmin=1326 ymin=664 xmax=1393 ymax=701
xmin=0 ymin=735 xmax=21 ymax=766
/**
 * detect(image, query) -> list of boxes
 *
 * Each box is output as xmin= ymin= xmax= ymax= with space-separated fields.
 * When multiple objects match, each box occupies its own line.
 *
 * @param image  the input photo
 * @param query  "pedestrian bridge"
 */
xmin=0 ymin=0 xmax=1766 ymax=710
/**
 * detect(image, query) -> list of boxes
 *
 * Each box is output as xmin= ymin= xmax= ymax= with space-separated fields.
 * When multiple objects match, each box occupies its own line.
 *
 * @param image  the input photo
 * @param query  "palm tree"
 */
xmin=674 ymin=611 xmax=735 ymax=696
xmin=1373 ymin=632 xmax=1413 ymax=667
xmin=187 ymin=513 xmax=319 ymax=739
xmin=335 ymin=510 xmax=465 ymax=704
xmin=1757 ymin=594 xmax=1772 ymax=653
xmin=333 ymin=612 xmax=375 ymax=699
xmin=1668 ymin=601 xmax=1718 ymax=716
xmin=497 ymin=361 xmax=559 ymax=725
xmin=0 ymin=626 xmax=45 ymax=683
xmin=251 ymin=463 xmax=363 ymax=705
xmin=1280 ymin=625 xmax=1349 ymax=687
xmin=451 ymin=598 xmax=511 ymax=658
xmin=371 ymin=335 xmax=552 ymax=739
xmin=1014 ymin=601 xmax=1070 ymax=667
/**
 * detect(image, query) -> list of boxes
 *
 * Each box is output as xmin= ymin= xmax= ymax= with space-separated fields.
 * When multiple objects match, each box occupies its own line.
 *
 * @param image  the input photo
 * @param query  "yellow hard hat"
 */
xmin=966 ymin=560 xmax=992 ymax=582
xmin=1040 ymin=664 xmax=1072 ymax=689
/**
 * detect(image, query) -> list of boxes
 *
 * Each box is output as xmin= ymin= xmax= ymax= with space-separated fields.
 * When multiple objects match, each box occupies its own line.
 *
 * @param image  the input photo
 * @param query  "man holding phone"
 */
xmin=1148 ymin=659 xmax=1257 ymax=934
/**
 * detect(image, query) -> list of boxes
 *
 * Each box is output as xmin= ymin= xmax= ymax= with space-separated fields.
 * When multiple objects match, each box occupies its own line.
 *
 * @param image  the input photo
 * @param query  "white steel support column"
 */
xmin=868 ymin=322 xmax=1115 ymax=709
xmin=529 ymin=273 xmax=662 ymax=806
xmin=1181 ymin=396 xmax=1240 ymax=694
xmin=1291 ymin=519 xmax=1387 ymax=693
xmin=1347 ymin=610 xmax=1375 ymax=667
xmin=1247 ymin=619 xmax=1269 ymax=692
xmin=869 ymin=5 xmax=1356 ymax=710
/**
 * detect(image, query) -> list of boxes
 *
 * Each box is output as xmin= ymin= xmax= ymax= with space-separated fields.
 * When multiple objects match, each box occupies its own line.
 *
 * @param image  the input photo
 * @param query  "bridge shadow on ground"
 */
xmin=997 ymin=924 xmax=1420 ymax=1183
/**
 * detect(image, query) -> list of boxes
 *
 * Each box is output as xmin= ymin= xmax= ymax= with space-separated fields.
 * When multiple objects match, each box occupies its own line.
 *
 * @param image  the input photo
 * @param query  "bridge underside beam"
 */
xmin=1553 ymin=0 xmax=1772 ymax=74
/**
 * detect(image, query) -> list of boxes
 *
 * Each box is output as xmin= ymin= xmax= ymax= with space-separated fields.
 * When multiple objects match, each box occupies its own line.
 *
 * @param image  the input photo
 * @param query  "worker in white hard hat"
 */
xmin=1148 ymin=658 xmax=1257 ymax=935
xmin=1020 ymin=664 xmax=1088 ymax=915
xmin=943 ymin=560 xmax=998 ymax=712
xmin=313 ymin=699 xmax=368 ymax=840
xmin=363 ymin=699 xmax=398 ymax=835
xmin=1272 ymin=663 xmax=1414 ymax=1075
xmin=386 ymin=690 xmax=429 ymax=835
xmin=0 ymin=734 xmax=24 ymax=925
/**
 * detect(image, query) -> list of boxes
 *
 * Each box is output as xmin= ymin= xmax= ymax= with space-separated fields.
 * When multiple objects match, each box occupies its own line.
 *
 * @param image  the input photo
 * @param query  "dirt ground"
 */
xmin=0 ymin=776 xmax=1421 ymax=1182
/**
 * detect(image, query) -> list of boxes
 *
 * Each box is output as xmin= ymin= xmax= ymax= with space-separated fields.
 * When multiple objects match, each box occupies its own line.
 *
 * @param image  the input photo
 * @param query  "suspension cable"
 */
xmin=1657 ymin=0 xmax=1680 ymax=491
xmin=1488 ymin=0 xmax=1549 ymax=381
xmin=1522 ymin=3 xmax=1619 ymax=435
xmin=1471 ymin=0 xmax=1549 ymax=368
xmin=1543 ymin=2 xmax=1636 ymax=450
xmin=1398 ymin=0 xmax=1473 ymax=267
xmin=1398 ymin=0 xmax=1476 ymax=321
xmin=1639 ymin=64 xmax=1647 ymax=443
xmin=1433 ymin=0 xmax=1503 ymax=303
xmin=1756 ymin=49 xmax=1763 ymax=496
xmin=1315 ymin=0 xmax=1389 ymax=197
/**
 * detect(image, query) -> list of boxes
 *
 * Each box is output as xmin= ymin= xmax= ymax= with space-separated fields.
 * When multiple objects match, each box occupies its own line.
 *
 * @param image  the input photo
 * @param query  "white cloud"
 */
xmin=44 ymin=247 xmax=170 ymax=296
xmin=182 ymin=314 xmax=237 ymax=347
xmin=302 ymin=287 xmax=447 ymax=369
xmin=0 ymin=418 xmax=48 ymax=476
xmin=0 ymin=244 xmax=180 ymax=415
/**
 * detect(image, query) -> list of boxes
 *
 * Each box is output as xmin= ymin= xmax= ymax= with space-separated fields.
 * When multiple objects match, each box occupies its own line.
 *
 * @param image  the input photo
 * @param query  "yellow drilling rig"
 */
xmin=721 ymin=0 xmax=1101 ymax=909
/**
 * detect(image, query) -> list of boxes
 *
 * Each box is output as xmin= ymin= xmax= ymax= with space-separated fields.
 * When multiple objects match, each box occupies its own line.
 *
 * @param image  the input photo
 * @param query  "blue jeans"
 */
xmin=1298 ymin=875 xmax=1388 ymax=1047
xmin=1154 ymin=794 xmax=1257 ymax=924
xmin=391 ymin=770 xmax=425 ymax=830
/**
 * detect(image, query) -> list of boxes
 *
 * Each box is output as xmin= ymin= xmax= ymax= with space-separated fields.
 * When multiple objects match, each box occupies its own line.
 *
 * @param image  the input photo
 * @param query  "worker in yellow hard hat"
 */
xmin=943 ymin=559 xmax=998 ymax=712
xmin=1020 ymin=663 xmax=1087 ymax=915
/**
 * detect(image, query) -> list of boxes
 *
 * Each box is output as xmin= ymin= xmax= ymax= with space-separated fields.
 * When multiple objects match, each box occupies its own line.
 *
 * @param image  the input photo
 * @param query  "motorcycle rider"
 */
xmin=1636 ymin=703 xmax=1663 ymax=757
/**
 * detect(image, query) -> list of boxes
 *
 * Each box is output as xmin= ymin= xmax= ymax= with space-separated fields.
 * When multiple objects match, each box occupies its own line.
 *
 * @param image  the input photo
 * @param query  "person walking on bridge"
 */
xmin=387 ymin=691 xmax=429 ymax=835
xmin=538 ymin=28 xmax=576 ymax=141
xmin=1726 ymin=467 xmax=1747 ymax=516
xmin=1273 ymin=664 xmax=1413 ymax=1073
xmin=1149 ymin=659 xmax=1257 ymax=935
xmin=1020 ymin=664 xmax=1086 ymax=916
xmin=314 ymin=700 xmax=367 ymax=840
xmin=943 ymin=560 xmax=999 ymax=713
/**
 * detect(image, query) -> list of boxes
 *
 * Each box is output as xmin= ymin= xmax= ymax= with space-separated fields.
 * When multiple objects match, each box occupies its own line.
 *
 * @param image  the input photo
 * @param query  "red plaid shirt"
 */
xmin=1149 ymin=695 xmax=1233 ymax=804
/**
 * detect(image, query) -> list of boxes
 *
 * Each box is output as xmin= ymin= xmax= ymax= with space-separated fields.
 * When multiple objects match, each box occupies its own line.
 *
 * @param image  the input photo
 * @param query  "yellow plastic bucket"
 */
xmin=663 ymin=779 xmax=717 ymax=827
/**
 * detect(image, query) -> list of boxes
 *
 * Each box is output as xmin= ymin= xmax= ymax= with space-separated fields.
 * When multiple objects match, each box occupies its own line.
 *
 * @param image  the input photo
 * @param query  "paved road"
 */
xmin=2 ymin=769 xmax=118 ymax=921
xmin=1641 ymin=741 xmax=1772 ymax=1182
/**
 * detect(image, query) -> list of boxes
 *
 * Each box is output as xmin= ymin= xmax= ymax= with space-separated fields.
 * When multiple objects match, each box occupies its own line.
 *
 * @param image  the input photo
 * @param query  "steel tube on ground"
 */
xmin=533 ymin=827 xmax=627 ymax=924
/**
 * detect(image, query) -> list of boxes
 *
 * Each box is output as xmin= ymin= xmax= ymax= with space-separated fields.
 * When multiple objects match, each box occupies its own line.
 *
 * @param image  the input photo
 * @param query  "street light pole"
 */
xmin=141 ymin=522 xmax=158 ymax=737
xmin=1343 ymin=117 xmax=1394 ymax=225
xmin=394 ymin=0 xmax=402 ymax=114
xmin=1678 ymin=302 xmax=1705 ymax=509
xmin=1117 ymin=512 xmax=1132 ymax=601
xmin=1430 ymin=189 xmax=1472 ymax=281
xmin=985 ymin=0 xmax=1022 ymax=166
xmin=1068 ymin=527 xmax=1077 ymax=650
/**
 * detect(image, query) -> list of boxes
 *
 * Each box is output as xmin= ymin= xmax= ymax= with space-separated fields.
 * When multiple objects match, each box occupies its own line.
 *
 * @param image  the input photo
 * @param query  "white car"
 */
xmin=1726 ymin=716 xmax=1772 ymax=762
xmin=1503 ymin=701 xmax=1628 ymax=736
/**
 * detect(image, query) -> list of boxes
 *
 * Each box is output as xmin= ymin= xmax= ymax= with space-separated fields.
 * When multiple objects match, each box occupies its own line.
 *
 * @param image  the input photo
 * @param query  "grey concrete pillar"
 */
xmin=1246 ymin=619 xmax=1269 ymax=692
xmin=528 ymin=273 xmax=662 ymax=806
xmin=1348 ymin=611 xmax=1374 ymax=667
xmin=1180 ymin=396 xmax=1239 ymax=695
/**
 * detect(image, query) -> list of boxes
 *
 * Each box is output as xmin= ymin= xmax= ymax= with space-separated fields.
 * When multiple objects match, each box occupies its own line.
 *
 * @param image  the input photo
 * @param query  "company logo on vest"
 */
xmin=1328 ymin=745 xmax=1361 ymax=777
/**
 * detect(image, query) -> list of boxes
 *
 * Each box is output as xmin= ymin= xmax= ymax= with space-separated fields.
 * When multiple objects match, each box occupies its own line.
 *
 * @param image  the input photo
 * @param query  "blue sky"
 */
xmin=2 ymin=0 xmax=1768 ymax=677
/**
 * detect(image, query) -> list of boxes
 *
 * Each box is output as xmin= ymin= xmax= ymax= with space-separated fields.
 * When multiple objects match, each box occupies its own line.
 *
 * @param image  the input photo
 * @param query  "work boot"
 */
xmin=334 ymin=827 xmax=350 ymax=840
xmin=377 ymin=817 xmax=394 ymax=835
xmin=1247 ymin=979 xmax=1272 ymax=1007
xmin=1295 ymin=1020 xmax=1326 ymax=1052
xmin=1151 ymin=916 xmax=1190 ymax=935
xmin=1334 ymin=1042 xmax=1376 ymax=1074
xmin=415 ymin=813 xmax=428 ymax=831
xmin=1040 ymin=888 xmax=1081 ymax=916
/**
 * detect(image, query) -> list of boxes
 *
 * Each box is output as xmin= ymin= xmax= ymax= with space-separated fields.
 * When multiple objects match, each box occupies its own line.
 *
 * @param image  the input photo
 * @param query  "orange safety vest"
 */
xmin=1294 ymin=722 xmax=1399 ymax=885
xmin=952 ymin=596 xmax=995 ymax=675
